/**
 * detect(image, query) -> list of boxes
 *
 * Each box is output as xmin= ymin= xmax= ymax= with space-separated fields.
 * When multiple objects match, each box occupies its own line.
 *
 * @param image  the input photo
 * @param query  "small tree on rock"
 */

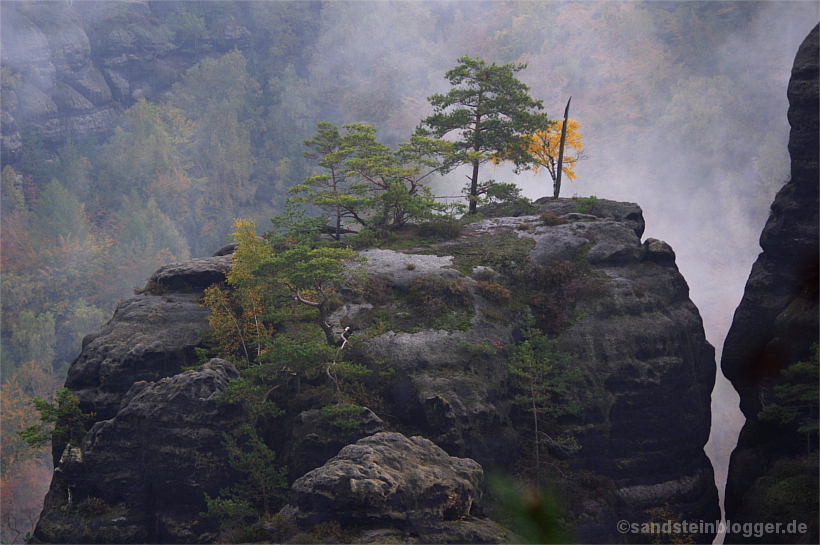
xmin=509 ymin=311 xmax=581 ymax=483
xmin=415 ymin=56 xmax=552 ymax=213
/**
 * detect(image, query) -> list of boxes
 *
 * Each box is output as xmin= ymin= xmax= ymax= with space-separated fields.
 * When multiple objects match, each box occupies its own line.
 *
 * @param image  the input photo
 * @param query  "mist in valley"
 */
xmin=1 ymin=1 xmax=818 ymax=542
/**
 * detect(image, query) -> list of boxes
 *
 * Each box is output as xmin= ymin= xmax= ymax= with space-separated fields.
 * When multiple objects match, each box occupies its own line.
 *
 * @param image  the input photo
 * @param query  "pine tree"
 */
xmin=415 ymin=56 xmax=552 ymax=213
xmin=509 ymin=311 xmax=581 ymax=482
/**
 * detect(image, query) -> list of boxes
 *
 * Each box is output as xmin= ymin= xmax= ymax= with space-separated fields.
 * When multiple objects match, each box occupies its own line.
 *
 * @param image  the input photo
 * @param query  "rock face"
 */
xmin=535 ymin=201 xmax=719 ymax=543
xmin=60 ymin=256 xmax=230 ymax=436
xmin=34 ymin=200 xmax=720 ymax=543
xmin=337 ymin=199 xmax=718 ymax=542
xmin=1 ymin=6 xmax=118 ymax=161
xmin=0 ymin=2 xmax=253 ymax=163
xmin=721 ymin=24 xmax=819 ymax=544
xmin=284 ymin=432 xmax=506 ymax=542
xmin=283 ymin=407 xmax=386 ymax=480
xmin=32 ymin=359 xmax=242 ymax=544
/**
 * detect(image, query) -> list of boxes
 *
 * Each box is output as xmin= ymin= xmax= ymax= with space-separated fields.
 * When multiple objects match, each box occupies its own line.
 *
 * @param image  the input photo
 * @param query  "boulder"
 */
xmin=16 ymin=82 xmax=58 ymax=120
xmin=46 ymin=22 xmax=92 ymax=73
xmin=53 ymin=83 xmax=95 ymax=114
xmin=285 ymin=432 xmax=506 ymax=542
xmin=63 ymin=291 xmax=213 ymax=433
xmin=536 ymin=198 xmax=646 ymax=238
xmin=527 ymin=222 xmax=592 ymax=266
xmin=62 ymin=64 xmax=113 ymax=106
xmin=148 ymin=255 xmax=232 ymax=290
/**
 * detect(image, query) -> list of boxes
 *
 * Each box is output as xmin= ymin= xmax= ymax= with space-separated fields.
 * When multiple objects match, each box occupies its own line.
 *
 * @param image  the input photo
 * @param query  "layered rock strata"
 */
xmin=33 ymin=359 xmax=242 ymax=544
xmin=721 ymin=23 xmax=819 ymax=544
xmin=0 ymin=2 xmax=253 ymax=163
xmin=33 ymin=199 xmax=720 ymax=543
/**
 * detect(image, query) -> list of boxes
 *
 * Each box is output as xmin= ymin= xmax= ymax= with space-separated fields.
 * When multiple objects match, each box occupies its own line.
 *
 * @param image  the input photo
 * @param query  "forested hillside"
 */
xmin=1 ymin=1 xmax=817 ymax=542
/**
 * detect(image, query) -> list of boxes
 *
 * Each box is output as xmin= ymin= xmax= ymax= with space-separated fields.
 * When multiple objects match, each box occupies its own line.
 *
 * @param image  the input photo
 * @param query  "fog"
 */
xmin=303 ymin=0 xmax=818 ymax=530
xmin=2 ymin=1 xmax=818 ymax=542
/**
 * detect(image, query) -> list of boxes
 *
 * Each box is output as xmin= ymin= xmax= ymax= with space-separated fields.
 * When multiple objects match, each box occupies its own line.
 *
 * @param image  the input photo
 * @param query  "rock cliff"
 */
xmin=0 ymin=1 xmax=252 ymax=163
xmin=721 ymin=23 xmax=819 ymax=544
xmin=32 ymin=198 xmax=720 ymax=544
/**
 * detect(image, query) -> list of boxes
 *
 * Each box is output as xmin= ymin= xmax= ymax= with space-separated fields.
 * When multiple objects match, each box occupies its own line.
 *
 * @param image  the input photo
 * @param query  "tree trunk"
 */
xmin=554 ymin=96 xmax=572 ymax=199
xmin=469 ymin=159 xmax=480 ymax=214
xmin=335 ymin=204 xmax=342 ymax=241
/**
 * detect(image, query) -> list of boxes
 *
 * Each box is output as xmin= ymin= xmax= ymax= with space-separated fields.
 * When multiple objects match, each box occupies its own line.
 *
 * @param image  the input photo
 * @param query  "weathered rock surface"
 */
xmin=34 ymin=198 xmax=719 ymax=543
xmin=32 ymin=359 xmax=241 ymax=545
xmin=721 ymin=24 xmax=819 ymax=544
xmin=63 ymin=293 xmax=211 ymax=427
xmin=284 ymin=432 xmax=508 ymax=542
xmin=533 ymin=201 xmax=719 ymax=543
xmin=0 ymin=6 xmax=115 ymax=159
xmin=58 ymin=256 xmax=229 ymax=463
xmin=148 ymin=255 xmax=232 ymax=291
xmin=283 ymin=407 xmax=386 ymax=479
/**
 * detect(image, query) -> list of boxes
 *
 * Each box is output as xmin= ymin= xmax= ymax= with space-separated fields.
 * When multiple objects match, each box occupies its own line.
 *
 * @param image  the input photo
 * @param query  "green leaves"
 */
xmin=17 ymin=388 xmax=95 ymax=450
xmin=294 ymin=121 xmax=445 ymax=235
xmin=416 ymin=55 xmax=552 ymax=213
xmin=758 ymin=345 xmax=819 ymax=445
xmin=509 ymin=310 xmax=581 ymax=479
xmin=202 ymin=424 xmax=288 ymax=529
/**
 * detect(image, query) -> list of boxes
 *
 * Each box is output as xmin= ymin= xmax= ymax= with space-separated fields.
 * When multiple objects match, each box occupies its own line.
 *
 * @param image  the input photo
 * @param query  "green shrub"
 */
xmin=418 ymin=219 xmax=462 ymax=240
xmin=362 ymin=276 xmax=392 ymax=304
xmin=362 ymin=307 xmax=394 ymax=336
xmin=758 ymin=344 xmax=819 ymax=452
xmin=574 ymin=195 xmax=599 ymax=214
xmin=320 ymin=403 xmax=366 ymax=430
xmin=236 ymin=522 xmax=270 ymax=543
xmin=17 ymin=388 xmax=96 ymax=450
xmin=347 ymin=228 xmax=380 ymax=249
xmin=538 ymin=261 xmax=579 ymax=289
xmin=407 ymin=275 xmax=472 ymax=320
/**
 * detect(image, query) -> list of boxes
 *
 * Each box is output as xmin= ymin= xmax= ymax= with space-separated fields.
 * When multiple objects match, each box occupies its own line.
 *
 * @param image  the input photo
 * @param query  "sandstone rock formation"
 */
xmin=721 ymin=23 xmax=819 ymax=544
xmin=1 ymin=5 xmax=118 ymax=161
xmin=55 ymin=256 xmax=230 ymax=462
xmin=33 ymin=199 xmax=720 ymax=543
xmin=32 ymin=359 xmax=242 ymax=544
xmin=283 ymin=432 xmax=507 ymax=543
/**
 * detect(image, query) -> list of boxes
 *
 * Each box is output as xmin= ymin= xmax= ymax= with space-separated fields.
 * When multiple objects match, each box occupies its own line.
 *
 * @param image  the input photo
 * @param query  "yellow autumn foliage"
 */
xmin=527 ymin=118 xmax=584 ymax=182
xmin=202 ymin=219 xmax=276 ymax=366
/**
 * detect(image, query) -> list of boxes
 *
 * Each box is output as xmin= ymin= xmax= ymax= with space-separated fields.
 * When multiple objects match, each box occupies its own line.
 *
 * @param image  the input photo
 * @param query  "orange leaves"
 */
xmin=147 ymin=168 xmax=191 ymax=217
xmin=0 ymin=376 xmax=41 ymax=474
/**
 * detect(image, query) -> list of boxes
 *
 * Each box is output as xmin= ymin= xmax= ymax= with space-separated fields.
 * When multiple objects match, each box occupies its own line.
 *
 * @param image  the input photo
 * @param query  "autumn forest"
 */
xmin=1 ymin=1 xmax=817 ymax=542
